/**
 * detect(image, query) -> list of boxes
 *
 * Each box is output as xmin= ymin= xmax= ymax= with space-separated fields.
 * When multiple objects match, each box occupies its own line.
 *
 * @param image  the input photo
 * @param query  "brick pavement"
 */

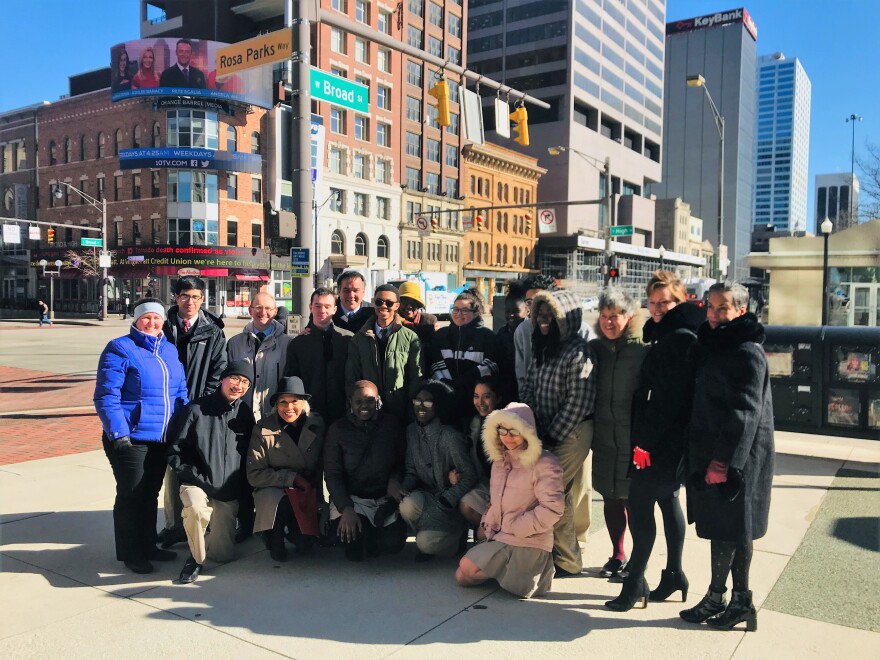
xmin=0 ymin=366 xmax=101 ymax=465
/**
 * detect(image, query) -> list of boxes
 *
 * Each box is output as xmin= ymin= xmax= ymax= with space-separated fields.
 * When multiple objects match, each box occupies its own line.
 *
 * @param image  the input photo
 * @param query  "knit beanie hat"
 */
xmin=222 ymin=359 xmax=254 ymax=382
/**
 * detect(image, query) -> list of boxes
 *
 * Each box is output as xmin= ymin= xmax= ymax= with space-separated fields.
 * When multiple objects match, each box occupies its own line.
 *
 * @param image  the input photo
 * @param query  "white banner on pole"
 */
xmin=28 ymin=225 xmax=41 ymax=240
xmin=494 ymin=99 xmax=510 ymax=138
xmin=462 ymin=87 xmax=485 ymax=145
xmin=2 ymin=223 xmax=21 ymax=244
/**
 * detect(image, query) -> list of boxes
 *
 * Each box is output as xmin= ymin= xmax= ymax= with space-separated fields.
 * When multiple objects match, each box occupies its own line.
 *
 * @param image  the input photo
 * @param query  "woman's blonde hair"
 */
xmin=645 ymin=269 xmax=686 ymax=302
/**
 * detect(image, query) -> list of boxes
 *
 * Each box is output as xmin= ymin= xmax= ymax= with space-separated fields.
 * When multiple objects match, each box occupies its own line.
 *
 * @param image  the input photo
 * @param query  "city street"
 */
xmin=0 ymin=320 xmax=877 ymax=658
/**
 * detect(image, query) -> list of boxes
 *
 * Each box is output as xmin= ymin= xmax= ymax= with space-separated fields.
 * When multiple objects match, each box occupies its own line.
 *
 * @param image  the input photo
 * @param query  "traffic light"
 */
xmin=475 ymin=214 xmax=484 ymax=231
xmin=608 ymin=266 xmax=620 ymax=281
xmin=510 ymin=105 xmax=529 ymax=146
xmin=427 ymin=78 xmax=451 ymax=127
xmin=47 ymin=228 xmax=55 ymax=244
xmin=263 ymin=201 xmax=279 ymax=239
xmin=431 ymin=217 xmax=439 ymax=232
xmin=606 ymin=254 xmax=619 ymax=283
xmin=524 ymin=213 xmax=533 ymax=234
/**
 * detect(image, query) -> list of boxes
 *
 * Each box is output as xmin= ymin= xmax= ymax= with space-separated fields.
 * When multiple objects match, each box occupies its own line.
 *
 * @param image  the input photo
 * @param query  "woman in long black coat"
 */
xmin=680 ymin=282 xmax=774 ymax=632
xmin=606 ymin=271 xmax=704 ymax=611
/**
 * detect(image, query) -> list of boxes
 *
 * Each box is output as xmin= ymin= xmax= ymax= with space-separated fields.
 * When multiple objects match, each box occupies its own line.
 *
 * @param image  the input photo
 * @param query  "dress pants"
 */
xmin=180 ymin=484 xmax=238 ymax=565
xmin=548 ymin=419 xmax=593 ymax=573
xmin=102 ymin=435 xmax=166 ymax=562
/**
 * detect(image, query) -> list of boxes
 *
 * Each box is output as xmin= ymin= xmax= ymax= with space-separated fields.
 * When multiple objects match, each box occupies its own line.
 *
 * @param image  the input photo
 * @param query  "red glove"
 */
xmin=633 ymin=446 xmax=651 ymax=470
xmin=292 ymin=474 xmax=310 ymax=491
xmin=705 ymin=460 xmax=729 ymax=485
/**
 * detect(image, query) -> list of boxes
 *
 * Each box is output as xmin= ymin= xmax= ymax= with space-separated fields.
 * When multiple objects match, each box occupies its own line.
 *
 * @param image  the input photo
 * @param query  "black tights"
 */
xmin=710 ymin=540 xmax=753 ymax=592
xmin=626 ymin=490 xmax=686 ymax=582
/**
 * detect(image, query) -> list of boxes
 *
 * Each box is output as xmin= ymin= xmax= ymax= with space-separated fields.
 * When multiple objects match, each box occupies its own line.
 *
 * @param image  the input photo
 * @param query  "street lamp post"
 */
xmin=658 ymin=244 xmax=666 ymax=271
xmin=547 ymin=146 xmax=613 ymax=282
xmin=52 ymin=182 xmax=108 ymax=321
xmin=687 ymin=74 xmax=726 ymax=281
xmin=846 ymin=114 xmax=862 ymax=227
xmin=820 ymin=217 xmax=833 ymax=326
xmin=313 ymin=190 xmax=340 ymax=287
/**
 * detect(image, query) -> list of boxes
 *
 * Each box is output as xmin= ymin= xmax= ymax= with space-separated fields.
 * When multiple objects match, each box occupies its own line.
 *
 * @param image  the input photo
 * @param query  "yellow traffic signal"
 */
xmin=475 ymin=215 xmax=484 ymax=231
xmin=431 ymin=217 xmax=439 ymax=232
xmin=524 ymin=213 xmax=533 ymax=234
xmin=47 ymin=228 xmax=55 ymax=244
xmin=511 ymin=105 xmax=529 ymax=146
xmin=428 ymin=79 xmax=451 ymax=127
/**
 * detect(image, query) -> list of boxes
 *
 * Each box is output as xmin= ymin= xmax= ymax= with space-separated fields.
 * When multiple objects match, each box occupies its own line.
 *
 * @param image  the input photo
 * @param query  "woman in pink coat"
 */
xmin=455 ymin=402 xmax=565 ymax=598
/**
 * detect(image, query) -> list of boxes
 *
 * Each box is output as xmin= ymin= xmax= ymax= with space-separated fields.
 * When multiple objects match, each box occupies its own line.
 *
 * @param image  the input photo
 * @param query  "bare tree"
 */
xmin=856 ymin=141 xmax=880 ymax=221
xmin=63 ymin=249 xmax=100 ymax=279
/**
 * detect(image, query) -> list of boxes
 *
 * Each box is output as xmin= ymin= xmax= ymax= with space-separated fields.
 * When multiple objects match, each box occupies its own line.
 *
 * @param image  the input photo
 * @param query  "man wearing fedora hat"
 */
xmin=398 ymin=281 xmax=438 ymax=374
xmin=167 ymin=360 xmax=256 ymax=584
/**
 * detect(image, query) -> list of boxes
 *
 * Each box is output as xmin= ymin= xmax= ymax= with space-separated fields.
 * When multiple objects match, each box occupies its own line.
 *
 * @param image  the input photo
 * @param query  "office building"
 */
xmin=753 ymin=52 xmax=811 ymax=234
xmin=467 ymin=0 xmax=667 ymax=286
xmin=653 ymin=7 xmax=758 ymax=279
xmin=815 ymin=172 xmax=860 ymax=232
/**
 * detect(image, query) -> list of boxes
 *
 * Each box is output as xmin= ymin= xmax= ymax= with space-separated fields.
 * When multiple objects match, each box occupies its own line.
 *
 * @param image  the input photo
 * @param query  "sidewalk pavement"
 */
xmin=1 ymin=431 xmax=877 ymax=659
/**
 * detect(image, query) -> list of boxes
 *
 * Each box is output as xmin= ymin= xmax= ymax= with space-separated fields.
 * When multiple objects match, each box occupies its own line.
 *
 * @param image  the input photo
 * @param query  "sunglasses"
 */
xmin=497 ymin=427 xmax=522 ymax=437
xmin=374 ymin=299 xmax=397 ymax=308
xmin=412 ymin=399 xmax=435 ymax=408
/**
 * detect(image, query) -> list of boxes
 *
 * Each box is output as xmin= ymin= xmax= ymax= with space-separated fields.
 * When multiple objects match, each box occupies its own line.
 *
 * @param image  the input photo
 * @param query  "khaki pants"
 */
xmin=163 ymin=467 xmax=183 ymax=531
xmin=548 ymin=419 xmax=593 ymax=574
xmin=180 ymin=484 xmax=238 ymax=565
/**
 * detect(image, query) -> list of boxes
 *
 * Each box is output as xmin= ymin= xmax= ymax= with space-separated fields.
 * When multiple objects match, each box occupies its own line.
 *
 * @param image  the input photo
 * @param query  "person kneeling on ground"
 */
xmin=166 ymin=360 xmax=256 ymax=584
xmin=324 ymin=380 xmax=407 ymax=561
xmin=456 ymin=403 xmax=564 ymax=599
xmin=399 ymin=380 xmax=477 ymax=561
xmin=247 ymin=377 xmax=326 ymax=562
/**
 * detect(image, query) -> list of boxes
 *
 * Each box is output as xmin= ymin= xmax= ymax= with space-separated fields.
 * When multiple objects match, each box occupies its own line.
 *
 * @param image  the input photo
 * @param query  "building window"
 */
xmin=354 ymin=115 xmax=369 ymax=141
xmin=377 ymin=235 xmax=389 ymax=258
xmin=168 ymin=218 xmax=190 ymax=245
xmin=96 ymin=132 xmax=105 ymax=158
xmin=166 ymin=110 xmax=219 ymax=149
xmin=353 ymin=153 xmax=368 ymax=179
xmin=376 ymin=122 xmax=390 ymax=147
xmin=331 ymin=0 xmax=346 ymax=11
xmin=331 ymin=108 xmax=346 ymax=134
xmin=79 ymin=135 xmax=87 ymax=161
xmin=330 ymin=230 xmax=345 ymax=254
xmin=227 ymin=172 xmax=237 ymax=199
xmin=447 ymin=113 xmax=459 ymax=136
xmin=114 ymin=174 xmax=122 ymax=201
xmin=377 ymin=47 xmax=391 ymax=73
xmin=354 ymin=192 xmax=368 ymax=217
xmin=96 ymin=177 xmax=105 ymax=201
xmin=64 ymin=137 xmax=72 ymax=163
xmin=377 ymin=197 xmax=390 ymax=220
xmin=406 ymin=96 xmax=422 ymax=122
xmin=328 ymin=188 xmax=345 ymax=213
xmin=444 ymin=176 xmax=458 ymax=197
xmin=227 ymin=126 xmax=237 ymax=151
xmin=406 ymin=60 xmax=423 ymax=87
xmin=406 ymin=167 xmax=420 ymax=190
xmin=409 ymin=0 xmax=424 ymax=18
xmin=227 ymin=220 xmax=238 ymax=246
xmin=406 ymin=200 xmax=421 ymax=223
xmin=406 ymin=132 xmax=421 ymax=157
xmin=429 ymin=1 xmax=443 ymax=27
xmin=168 ymin=171 xmax=218 ymax=203
xmin=447 ymin=45 xmax=461 ymax=66
xmin=251 ymin=176 xmax=262 ymax=203
xmin=428 ymin=36 xmax=442 ymax=58
xmin=356 ymin=0 xmax=369 ymax=23
xmin=251 ymin=131 xmax=261 ymax=153
xmin=445 ymin=145 xmax=458 ymax=168
xmin=426 ymin=138 xmax=440 ymax=162
xmin=151 ymin=171 xmax=160 ymax=197
xmin=329 ymin=147 xmax=345 ymax=174
xmin=250 ymin=221 xmax=262 ymax=248
xmin=378 ymin=10 xmax=391 ymax=33
xmin=355 ymin=232 xmax=368 ymax=256
xmin=448 ymin=13 xmax=461 ymax=37
xmin=132 ymin=125 xmax=142 ymax=148
xmin=377 ymin=85 xmax=391 ymax=110
xmin=355 ymin=38 xmax=369 ymax=63
xmin=426 ymin=173 xmax=440 ymax=194
xmin=152 ymin=122 xmax=161 ymax=147
xmin=407 ymin=26 xmax=423 ymax=49
xmin=376 ymin=158 xmax=390 ymax=183
xmin=331 ymin=28 xmax=346 ymax=54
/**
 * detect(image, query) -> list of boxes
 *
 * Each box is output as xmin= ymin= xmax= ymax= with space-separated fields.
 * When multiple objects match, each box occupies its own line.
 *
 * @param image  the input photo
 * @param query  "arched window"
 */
xmin=132 ymin=124 xmax=142 ymax=148
xmin=227 ymin=125 xmax=237 ymax=152
xmin=482 ymin=242 xmax=488 ymax=264
xmin=377 ymin=235 xmax=389 ymax=258
xmin=64 ymin=138 xmax=72 ymax=164
xmin=504 ymin=184 xmax=509 ymax=202
xmin=483 ymin=179 xmax=489 ymax=197
xmin=497 ymin=182 xmax=502 ymax=200
xmin=496 ymin=212 xmax=502 ymax=232
xmin=114 ymin=129 xmax=123 ymax=156
xmin=49 ymin=141 xmax=57 ymax=165
xmin=152 ymin=122 xmax=161 ymax=147
xmin=476 ymin=178 xmax=482 ymax=196
xmin=251 ymin=131 xmax=261 ymax=154
xmin=330 ymin=230 xmax=345 ymax=255
xmin=355 ymin=232 xmax=368 ymax=257
xmin=496 ymin=244 xmax=502 ymax=264
xmin=79 ymin=135 xmax=87 ymax=161
xmin=468 ymin=241 xmax=474 ymax=262
xmin=470 ymin=176 xmax=475 ymax=194
xmin=475 ymin=241 xmax=481 ymax=263
xmin=503 ymin=212 xmax=509 ymax=233
xmin=502 ymin=245 xmax=508 ymax=264
xmin=96 ymin=132 xmax=105 ymax=159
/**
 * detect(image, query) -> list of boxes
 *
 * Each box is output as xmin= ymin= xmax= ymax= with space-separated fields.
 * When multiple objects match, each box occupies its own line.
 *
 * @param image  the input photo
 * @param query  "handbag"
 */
xmin=285 ymin=482 xmax=320 ymax=536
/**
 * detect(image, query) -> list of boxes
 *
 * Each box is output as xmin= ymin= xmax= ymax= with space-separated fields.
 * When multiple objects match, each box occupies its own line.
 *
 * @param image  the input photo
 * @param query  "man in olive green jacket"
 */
xmin=345 ymin=284 xmax=423 ymax=419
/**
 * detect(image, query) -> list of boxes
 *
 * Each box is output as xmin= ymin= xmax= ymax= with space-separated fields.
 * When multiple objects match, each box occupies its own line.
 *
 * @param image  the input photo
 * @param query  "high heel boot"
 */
xmin=605 ymin=575 xmax=649 ymax=611
xmin=707 ymin=590 xmax=757 ymax=631
xmin=679 ymin=589 xmax=727 ymax=623
xmin=649 ymin=569 xmax=689 ymax=602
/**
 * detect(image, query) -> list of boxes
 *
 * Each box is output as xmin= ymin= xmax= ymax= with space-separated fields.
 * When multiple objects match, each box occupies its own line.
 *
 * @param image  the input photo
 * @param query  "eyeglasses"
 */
xmin=525 ymin=298 xmax=534 ymax=307
xmin=177 ymin=294 xmax=203 ymax=302
xmin=412 ymin=399 xmax=435 ymax=408
xmin=227 ymin=375 xmax=251 ymax=387
xmin=451 ymin=306 xmax=475 ymax=314
xmin=374 ymin=299 xmax=397 ymax=308
xmin=250 ymin=306 xmax=275 ymax=313
xmin=497 ymin=427 xmax=522 ymax=437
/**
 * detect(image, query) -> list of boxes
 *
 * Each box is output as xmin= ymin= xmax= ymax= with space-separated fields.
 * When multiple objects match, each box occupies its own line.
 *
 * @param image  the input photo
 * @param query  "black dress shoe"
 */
xmin=554 ymin=565 xmax=583 ymax=578
xmin=147 ymin=547 xmax=178 ymax=562
xmin=178 ymin=555 xmax=202 ymax=584
xmin=599 ymin=556 xmax=628 ymax=578
xmin=158 ymin=527 xmax=187 ymax=549
xmin=124 ymin=558 xmax=154 ymax=574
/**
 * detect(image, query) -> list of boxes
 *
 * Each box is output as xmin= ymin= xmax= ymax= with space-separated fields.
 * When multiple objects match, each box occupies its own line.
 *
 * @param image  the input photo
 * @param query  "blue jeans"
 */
xmin=39 ymin=313 xmax=51 ymax=326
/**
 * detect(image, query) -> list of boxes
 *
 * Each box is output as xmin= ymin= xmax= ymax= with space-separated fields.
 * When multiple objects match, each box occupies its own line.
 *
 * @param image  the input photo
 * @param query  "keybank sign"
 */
xmin=667 ymin=7 xmax=758 ymax=41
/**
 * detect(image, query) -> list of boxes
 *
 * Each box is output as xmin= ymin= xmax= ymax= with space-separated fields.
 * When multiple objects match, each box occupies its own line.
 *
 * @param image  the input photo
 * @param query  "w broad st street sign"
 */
xmin=310 ymin=68 xmax=369 ymax=113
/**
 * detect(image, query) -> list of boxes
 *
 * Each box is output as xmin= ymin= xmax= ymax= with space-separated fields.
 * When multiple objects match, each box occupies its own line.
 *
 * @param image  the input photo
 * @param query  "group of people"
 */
xmin=94 ymin=268 xmax=773 ymax=632
xmin=113 ymin=38 xmax=242 ymax=93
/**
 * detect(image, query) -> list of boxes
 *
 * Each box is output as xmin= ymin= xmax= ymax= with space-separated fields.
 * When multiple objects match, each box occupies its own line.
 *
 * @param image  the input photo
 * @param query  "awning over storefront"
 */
xmin=109 ymin=266 xmax=151 ymax=279
xmin=234 ymin=273 xmax=270 ymax=282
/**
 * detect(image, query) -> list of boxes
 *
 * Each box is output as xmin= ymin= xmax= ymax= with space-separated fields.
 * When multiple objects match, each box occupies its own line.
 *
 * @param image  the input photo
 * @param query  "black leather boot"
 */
xmin=707 ymin=590 xmax=757 ymax=631
xmin=605 ymin=575 xmax=649 ymax=612
xmin=649 ymin=569 xmax=689 ymax=602
xmin=680 ymin=589 xmax=727 ymax=623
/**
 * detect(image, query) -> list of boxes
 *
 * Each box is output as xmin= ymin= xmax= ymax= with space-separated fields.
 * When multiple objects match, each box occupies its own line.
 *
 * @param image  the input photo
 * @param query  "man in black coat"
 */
xmin=332 ymin=270 xmax=373 ymax=333
xmin=167 ymin=360 xmax=256 ymax=583
xmin=160 ymin=275 xmax=228 ymax=547
xmin=285 ymin=287 xmax=352 ymax=427
xmin=159 ymin=39 xmax=207 ymax=89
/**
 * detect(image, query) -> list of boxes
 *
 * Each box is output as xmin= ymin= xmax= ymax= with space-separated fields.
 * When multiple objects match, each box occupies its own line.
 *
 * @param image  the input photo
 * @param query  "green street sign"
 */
xmin=310 ymin=67 xmax=369 ymax=113
xmin=610 ymin=225 xmax=634 ymax=237
xmin=81 ymin=237 xmax=103 ymax=247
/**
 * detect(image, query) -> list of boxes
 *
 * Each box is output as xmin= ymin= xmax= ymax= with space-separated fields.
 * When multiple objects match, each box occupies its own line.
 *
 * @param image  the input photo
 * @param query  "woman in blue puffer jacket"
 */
xmin=94 ymin=300 xmax=188 ymax=574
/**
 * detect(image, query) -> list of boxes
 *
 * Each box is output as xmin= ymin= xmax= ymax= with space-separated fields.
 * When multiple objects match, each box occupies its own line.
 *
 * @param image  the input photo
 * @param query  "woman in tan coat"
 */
xmin=247 ymin=377 xmax=325 ymax=561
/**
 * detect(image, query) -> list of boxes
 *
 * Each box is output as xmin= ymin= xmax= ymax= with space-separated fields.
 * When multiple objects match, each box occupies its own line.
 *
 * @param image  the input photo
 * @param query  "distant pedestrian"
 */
xmin=38 ymin=300 xmax=51 ymax=327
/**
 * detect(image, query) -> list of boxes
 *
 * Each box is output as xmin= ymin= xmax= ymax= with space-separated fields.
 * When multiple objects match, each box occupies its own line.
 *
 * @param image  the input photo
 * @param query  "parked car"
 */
xmin=581 ymin=296 xmax=599 ymax=311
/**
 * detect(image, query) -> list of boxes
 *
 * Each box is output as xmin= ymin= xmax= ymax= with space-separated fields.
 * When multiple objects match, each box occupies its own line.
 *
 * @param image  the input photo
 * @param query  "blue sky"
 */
xmin=1 ymin=0 xmax=877 ymax=230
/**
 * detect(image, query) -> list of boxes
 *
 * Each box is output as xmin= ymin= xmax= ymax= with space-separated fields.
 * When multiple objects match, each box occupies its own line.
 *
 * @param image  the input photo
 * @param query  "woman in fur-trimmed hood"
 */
xmin=455 ymin=403 xmax=565 ymax=599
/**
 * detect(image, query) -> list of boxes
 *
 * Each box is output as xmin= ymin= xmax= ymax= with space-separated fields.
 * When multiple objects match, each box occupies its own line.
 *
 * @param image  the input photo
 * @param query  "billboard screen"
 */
xmin=111 ymin=38 xmax=273 ymax=109
xmin=119 ymin=147 xmax=262 ymax=173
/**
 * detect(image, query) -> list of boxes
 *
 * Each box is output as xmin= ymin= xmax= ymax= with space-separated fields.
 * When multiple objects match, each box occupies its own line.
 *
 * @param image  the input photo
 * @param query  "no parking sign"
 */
xmin=538 ymin=209 xmax=557 ymax=234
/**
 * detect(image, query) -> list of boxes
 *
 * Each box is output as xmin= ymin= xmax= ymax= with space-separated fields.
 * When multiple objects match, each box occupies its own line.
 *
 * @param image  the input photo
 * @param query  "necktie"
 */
xmin=378 ymin=328 xmax=386 ymax=342
xmin=183 ymin=68 xmax=189 ymax=83
xmin=183 ymin=320 xmax=191 ymax=333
